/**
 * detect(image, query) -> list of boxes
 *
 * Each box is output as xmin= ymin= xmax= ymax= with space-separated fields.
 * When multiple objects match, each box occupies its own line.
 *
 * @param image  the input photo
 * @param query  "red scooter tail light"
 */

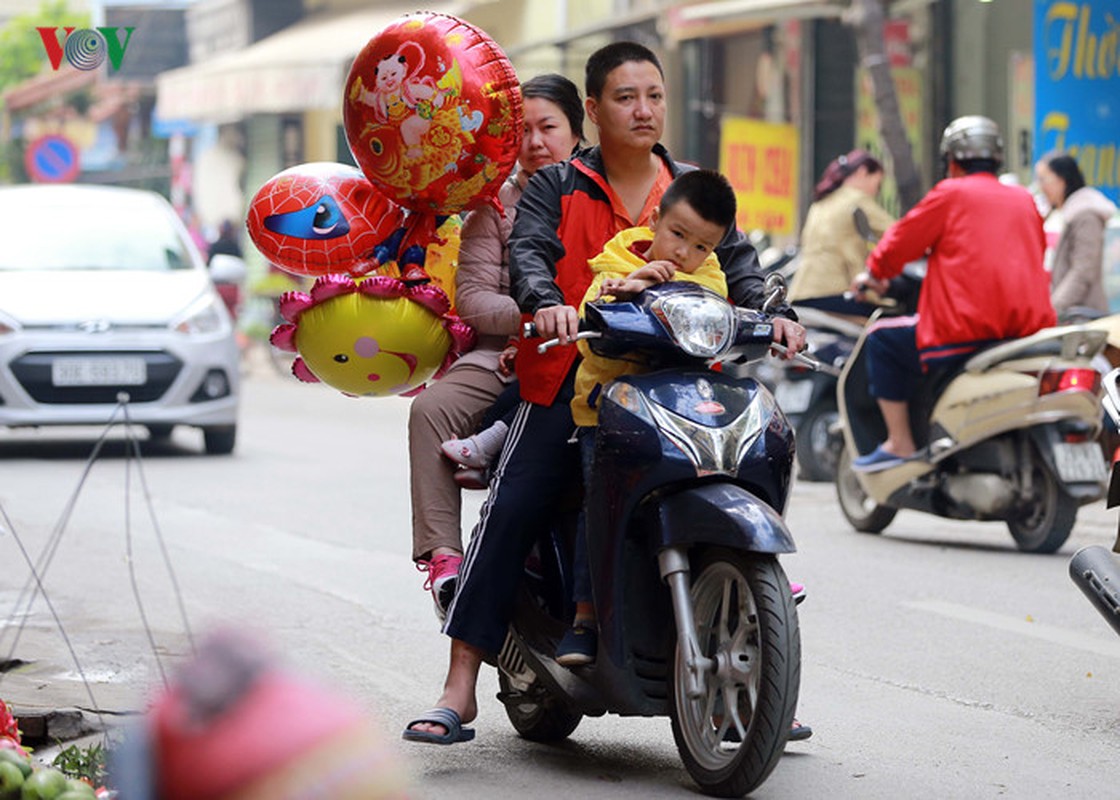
xmin=1038 ymin=368 xmax=1101 ymax=396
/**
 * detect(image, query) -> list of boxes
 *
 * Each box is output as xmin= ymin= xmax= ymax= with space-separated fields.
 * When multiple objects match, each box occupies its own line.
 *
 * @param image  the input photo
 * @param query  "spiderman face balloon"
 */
xmin=246 ymin=162 xmax=407 ymax=278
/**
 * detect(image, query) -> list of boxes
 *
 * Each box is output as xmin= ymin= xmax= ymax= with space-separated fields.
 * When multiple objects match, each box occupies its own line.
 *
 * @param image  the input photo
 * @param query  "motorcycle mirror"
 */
xmin=852 ymin=208 xmax=876 ymax=243
xmin=762 ymin=273 xmax=787 ymax=313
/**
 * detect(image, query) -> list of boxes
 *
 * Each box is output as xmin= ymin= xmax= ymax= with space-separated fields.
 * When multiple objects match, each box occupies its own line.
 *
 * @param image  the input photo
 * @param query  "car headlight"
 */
xmin=172 ymin=294 xmax=227 ymax=335
xmin=651 ymin=294 xmax=735 ymax=357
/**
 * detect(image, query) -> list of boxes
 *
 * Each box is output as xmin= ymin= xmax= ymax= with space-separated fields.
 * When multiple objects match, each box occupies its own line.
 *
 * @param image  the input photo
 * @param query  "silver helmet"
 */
xmin=939 ymin=115 xmax=1003 ymax=166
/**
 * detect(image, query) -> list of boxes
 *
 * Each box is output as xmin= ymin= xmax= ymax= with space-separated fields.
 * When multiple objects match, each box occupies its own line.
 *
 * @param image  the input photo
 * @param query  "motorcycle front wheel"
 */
xmin=669 ymin=549 xmax=799 ymax=798
xmin=835 ymin=447 xmax=898 ymax=533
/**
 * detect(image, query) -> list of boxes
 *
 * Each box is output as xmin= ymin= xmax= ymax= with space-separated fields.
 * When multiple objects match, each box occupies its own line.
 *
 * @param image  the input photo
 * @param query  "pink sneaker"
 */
xmin=440 ymin=436 xmax=490 ymax=468
xmin=416 ymin=553 xmax=462 ymax=616
xmin=790 ymin=581 xmax=806 ymax=605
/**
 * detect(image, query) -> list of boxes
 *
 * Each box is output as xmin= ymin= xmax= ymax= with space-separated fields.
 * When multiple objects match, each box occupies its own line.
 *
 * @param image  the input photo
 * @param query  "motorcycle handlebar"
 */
xmin=535 ymin=331 xmax=600 ymax=354
xmin=769 ymin=343 xmax=842 ymax=376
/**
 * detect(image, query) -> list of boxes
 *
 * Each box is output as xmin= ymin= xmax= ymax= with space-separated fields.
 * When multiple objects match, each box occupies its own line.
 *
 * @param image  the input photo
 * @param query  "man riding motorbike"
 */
xmin=848 ymin=115 xmax=1056 ymax=472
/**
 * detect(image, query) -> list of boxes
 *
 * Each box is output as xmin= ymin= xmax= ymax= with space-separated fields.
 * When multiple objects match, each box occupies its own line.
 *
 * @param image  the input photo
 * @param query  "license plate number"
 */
xmin=51 ymin=357 xmax=147 ymax=387
xmin=1053 ymin=442 xmax=1107 ymax=483
xmin=774 ymin=380 xmax=814 ymax=414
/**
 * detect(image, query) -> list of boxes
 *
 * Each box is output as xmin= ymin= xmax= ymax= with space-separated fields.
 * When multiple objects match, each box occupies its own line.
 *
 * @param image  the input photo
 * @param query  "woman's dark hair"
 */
xmin=813 ymin=149 xmax=883 ymax=201
xmin=584 ymin=41 xmax=663 ymax=100
xmin=1042 ymin=152 xmax=1086 ymax=200
xmin=521 ymin=73 xmax=585 ymax=143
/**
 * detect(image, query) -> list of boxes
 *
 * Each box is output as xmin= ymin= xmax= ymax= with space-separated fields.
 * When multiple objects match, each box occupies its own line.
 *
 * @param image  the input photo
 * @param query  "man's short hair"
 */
xmin=584 ymin=41 xmax=663 ymax=100
xmin=660 ymin=169 xmax=738 ymax=232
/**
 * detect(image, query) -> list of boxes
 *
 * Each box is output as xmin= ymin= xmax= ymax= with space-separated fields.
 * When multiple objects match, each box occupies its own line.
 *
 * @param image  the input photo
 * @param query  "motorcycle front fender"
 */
xmin=648 ymin=483 xmax=796 ymax=554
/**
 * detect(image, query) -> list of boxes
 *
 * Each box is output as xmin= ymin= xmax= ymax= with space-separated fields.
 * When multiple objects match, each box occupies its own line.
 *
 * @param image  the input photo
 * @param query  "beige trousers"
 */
xmin=408 ymin=363 xmax=507 ymax=560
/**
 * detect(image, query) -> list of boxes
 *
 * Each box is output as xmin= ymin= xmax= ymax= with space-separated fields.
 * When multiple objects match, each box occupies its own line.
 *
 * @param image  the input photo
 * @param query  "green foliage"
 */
xmin=50 ymin=740 xmax=107 ymax=786
xmin=0 ymin=0 xmax=91 ymax=95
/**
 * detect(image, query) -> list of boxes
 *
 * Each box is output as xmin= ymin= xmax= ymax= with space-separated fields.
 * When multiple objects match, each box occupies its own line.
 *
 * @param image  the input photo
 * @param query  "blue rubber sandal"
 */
xmin=852 ymin=445 xmax=906 ymax=472
xmin=402 ymin=707 xmax=476 ymax=745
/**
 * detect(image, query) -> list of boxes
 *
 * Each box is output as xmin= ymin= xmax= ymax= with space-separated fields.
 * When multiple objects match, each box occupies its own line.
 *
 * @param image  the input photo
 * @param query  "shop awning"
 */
xmin=668 ymin=0 xmax=844 ymax=40
xmin=156 ymin=3 xmax=461 ymax=123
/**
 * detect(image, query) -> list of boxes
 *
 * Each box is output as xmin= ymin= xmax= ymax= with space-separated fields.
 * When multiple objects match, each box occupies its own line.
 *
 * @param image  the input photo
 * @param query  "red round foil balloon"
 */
xmin=344 ymin=13 xmax=522 ymax=215
xmin=246 ymin=162 xmax=409 ymax=278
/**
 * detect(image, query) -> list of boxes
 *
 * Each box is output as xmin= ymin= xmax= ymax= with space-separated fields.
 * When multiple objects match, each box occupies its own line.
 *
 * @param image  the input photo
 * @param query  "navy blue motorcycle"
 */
xmin=497 ymin=282 xmax=806 ymax=797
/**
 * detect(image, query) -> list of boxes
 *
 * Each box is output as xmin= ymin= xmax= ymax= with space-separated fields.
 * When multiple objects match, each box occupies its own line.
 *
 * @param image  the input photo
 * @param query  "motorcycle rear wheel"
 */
xmin=669 ymin=549 xmax=799 ymax=798
xmin=497 ymin=672 xmax=582 ymax=742
xmin=835 ymin=447 xmax=898 ymax=533
xmin=1006 ymin=456 xmax=1077 ymax=553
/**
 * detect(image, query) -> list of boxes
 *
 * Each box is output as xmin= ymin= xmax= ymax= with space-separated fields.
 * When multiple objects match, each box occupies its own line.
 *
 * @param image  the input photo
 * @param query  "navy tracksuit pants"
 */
xmin=443 ymin=365 xmax=581 ymax=654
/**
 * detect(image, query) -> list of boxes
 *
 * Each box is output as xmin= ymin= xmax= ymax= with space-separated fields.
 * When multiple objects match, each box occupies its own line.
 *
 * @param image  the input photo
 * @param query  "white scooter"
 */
xmin=836 ymin=315 xmax=1109 ymax=553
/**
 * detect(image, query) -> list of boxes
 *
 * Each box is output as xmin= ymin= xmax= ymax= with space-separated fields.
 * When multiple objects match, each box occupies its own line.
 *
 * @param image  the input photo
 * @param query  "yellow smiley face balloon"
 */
xmin=270 ymin=274 xmax=475 ymax=397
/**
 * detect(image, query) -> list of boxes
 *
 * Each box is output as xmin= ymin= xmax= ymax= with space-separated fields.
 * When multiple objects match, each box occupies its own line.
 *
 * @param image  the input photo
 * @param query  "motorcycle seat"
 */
xmin=963 ymin=326 xmax=1108 ymax=373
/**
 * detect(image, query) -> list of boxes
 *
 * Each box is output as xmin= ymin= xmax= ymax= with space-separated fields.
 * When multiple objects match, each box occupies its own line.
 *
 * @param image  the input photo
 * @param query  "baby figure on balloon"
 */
xmin=351 ymin=42 xmax=456 ymax=161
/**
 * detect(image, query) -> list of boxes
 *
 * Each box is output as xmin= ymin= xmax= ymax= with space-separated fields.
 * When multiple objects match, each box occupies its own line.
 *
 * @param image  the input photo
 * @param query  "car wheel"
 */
xmin=203 ymin=425 xmax=236 ymax=455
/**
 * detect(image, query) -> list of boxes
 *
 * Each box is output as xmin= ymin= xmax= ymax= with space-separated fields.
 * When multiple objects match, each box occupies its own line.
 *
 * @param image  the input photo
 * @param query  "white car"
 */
xmin=0 ymin=184 xmax=241 ymax=454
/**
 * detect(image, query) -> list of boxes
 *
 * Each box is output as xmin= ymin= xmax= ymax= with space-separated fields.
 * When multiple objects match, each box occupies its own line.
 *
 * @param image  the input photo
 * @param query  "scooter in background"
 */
xmin=835 ymin=316 xmax=1109 ymax=553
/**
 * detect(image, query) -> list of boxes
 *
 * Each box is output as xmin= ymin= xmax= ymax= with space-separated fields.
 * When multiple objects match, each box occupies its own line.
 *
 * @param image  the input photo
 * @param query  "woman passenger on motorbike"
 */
xmin=407 ymin=74 xmax=585 ymax=614
xmin=1035 ymin=152 xmax=1117 ymax=317
xmin=403 ymin=41 xmax=806 ymax=745
xmin=788 ymin=149 xmax=894 ymax=316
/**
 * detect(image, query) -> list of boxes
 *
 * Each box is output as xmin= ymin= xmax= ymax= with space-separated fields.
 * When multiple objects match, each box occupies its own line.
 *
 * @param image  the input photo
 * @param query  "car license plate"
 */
xmin=1052 ymin=442 xmax=1107 ymax=484
xmin=774 ymin=380 xmax=814 ymax=414
xmin=51 ymin=357 xmax=147 ymax=387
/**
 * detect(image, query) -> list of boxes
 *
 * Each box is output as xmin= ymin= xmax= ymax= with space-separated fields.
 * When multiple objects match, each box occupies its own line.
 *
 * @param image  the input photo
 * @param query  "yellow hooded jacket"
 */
xmin=571 ymin=226 xmax=728 ymax=427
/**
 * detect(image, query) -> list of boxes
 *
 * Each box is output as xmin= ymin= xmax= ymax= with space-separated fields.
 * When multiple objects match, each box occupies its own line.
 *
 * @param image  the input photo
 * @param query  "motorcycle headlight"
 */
xmin=652 ymin=294 xmax=735 ymax=358
xmin=172 ymin=294 xmax=227 ymax=335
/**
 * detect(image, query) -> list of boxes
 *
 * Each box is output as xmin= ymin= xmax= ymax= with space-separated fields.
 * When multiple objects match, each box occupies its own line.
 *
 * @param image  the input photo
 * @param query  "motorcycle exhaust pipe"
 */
xmin=1069 ymin=545 xmax=1120 ymax=637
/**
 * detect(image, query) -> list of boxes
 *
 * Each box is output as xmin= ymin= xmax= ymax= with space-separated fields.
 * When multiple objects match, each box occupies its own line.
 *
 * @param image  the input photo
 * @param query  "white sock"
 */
xmin=473 ymin=419 xmax=508 ymax=461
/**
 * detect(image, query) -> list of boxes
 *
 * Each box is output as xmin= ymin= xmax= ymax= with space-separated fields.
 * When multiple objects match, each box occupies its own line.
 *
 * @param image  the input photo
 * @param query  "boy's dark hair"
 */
xmin=585 ymin=41 xmax=663 ymax=100
xmin=1042 ymin=152 xmax=1087 ymax=200
xmin=522 ymin=73 xmax=585 ymax=143
xmin=659 ymin=169 xmax=738 ymax=232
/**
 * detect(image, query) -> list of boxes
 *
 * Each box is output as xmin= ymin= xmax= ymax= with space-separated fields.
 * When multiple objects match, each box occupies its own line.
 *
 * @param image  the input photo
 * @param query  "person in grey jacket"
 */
xmin=407 ymin=74 xmax=585 ymax=614
xmin=1036 ymin=152 xmax=1118 ymax=316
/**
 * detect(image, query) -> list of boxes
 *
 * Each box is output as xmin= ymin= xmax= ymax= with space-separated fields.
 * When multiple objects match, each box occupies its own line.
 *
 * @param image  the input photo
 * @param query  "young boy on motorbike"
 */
xmin=849 ymin=115 xmax=1056 ymax=472
xmin=554 ymin=168 xmax=736 ymax=666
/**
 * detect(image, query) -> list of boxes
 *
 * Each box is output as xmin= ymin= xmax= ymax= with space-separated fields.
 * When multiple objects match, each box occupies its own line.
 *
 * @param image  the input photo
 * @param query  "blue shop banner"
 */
xmin=1035 ymin=0 xmax=1120 ymax=203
